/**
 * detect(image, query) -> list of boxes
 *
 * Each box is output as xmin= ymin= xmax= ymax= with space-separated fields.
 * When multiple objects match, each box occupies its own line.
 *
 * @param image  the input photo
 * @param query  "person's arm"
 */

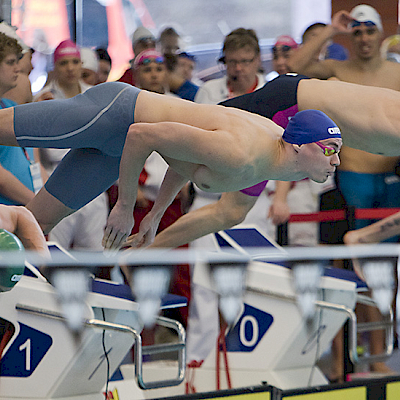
xmin=343 ymin=211 xmax=400 ymax=245
xmin=0 ymin=204 xmax=50 ymax=256
xmin=288 ymin=10 xmax=353 ymax=79
xmin=343 ymin=211 xmax=400 ymax=280
xmin=128 ymin=190 xmax=257 ymax=249
xmin=268 ymin=181 xmax=291 ymax=225
xmin=0 ymin=163 xmax=35 ymax=205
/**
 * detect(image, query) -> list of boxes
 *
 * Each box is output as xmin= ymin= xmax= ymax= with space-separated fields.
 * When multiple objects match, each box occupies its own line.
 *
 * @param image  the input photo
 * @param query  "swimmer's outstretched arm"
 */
xmin=103 ymin=121 xmax=240 ymax=250
xmin=128 ymin=191 xmax=257 ymax=249
xmin=128 ymin=167 xmax=189 ymax=248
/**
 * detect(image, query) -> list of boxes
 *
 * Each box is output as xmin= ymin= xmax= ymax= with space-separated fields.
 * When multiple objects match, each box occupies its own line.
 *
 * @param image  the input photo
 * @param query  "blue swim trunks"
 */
xmin=14 ymin=82 xmax=141 ymax=209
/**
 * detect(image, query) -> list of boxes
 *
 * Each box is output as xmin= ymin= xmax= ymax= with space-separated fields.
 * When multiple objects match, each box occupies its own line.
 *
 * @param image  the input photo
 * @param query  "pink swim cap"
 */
xmin=53 ymin=39 xmax=80 ymax=64
xmin=274 ymin=35 xmax=298 ymax=49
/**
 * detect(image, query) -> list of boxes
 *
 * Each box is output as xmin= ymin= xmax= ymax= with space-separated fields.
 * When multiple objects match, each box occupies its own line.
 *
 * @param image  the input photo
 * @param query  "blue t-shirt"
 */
xmin=0 ymin=98 xmax=35 ymax=205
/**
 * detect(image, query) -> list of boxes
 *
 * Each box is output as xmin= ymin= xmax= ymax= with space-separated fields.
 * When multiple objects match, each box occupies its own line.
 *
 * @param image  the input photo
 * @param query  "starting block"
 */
xmin=0 ymin=242 xmax=187 ymax=399
xmin=187 ymin=226 xmax=394 ymax=392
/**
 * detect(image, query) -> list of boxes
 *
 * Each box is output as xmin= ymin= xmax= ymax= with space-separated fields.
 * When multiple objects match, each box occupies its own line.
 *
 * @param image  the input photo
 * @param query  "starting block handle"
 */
xmin=352 ymin=294 xmax=395 ymax=365
xmin=134 ymin=315 xmax=186 ymax=390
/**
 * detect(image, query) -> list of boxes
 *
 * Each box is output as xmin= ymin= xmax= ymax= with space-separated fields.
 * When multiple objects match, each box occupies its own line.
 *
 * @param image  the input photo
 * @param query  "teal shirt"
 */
xmin=0 ymin=98 xmax=35 ymax=205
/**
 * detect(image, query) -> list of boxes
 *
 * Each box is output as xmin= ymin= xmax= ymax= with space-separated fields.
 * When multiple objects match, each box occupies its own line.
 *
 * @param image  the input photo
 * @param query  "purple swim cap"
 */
xmin=282 ymin=110 xmax=341 ymax=145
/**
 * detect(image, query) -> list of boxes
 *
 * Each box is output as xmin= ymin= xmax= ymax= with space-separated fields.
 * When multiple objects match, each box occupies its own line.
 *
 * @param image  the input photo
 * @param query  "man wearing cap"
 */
xmin=288 ymin=4 xmax=400 ymax=379
xmin=118 ymin=26 xmax=156 ymax=86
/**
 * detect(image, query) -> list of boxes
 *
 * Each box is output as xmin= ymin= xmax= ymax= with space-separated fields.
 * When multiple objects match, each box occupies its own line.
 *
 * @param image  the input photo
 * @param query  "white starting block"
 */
xmin=0 ymin=243 xmax=187 ymax=400
xmin=185 ymin=226 xmax=395 ymax=392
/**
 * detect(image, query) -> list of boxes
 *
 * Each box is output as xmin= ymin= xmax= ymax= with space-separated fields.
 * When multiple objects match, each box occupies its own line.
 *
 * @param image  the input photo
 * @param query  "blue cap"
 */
xmin=282 ymin=110 xmax=341 ymax=145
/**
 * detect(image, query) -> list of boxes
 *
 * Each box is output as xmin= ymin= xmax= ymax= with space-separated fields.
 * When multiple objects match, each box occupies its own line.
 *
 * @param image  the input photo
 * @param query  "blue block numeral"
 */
xmin=225 ymin=304 xmax=273 ymax=352
xmin=1 ymin=323 xmax=52 ymax=377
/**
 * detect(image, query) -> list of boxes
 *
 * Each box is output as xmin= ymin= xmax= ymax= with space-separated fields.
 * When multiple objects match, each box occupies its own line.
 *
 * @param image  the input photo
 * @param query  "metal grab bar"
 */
xmin=15 ymin=303 xmax=186 ymax=390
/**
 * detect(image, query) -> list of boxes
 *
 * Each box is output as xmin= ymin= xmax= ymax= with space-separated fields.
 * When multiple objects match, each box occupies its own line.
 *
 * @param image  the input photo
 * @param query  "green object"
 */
xmin=0 ymin=229 xmax=25 ymax=290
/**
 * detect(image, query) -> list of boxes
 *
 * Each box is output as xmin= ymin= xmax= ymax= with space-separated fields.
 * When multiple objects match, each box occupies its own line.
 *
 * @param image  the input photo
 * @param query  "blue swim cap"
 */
xmin=282 ymin=110 xmax=341 ymax=145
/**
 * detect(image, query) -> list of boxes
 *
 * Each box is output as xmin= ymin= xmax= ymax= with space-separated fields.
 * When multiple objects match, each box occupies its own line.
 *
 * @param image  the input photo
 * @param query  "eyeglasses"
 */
xmin=351 ymin=20 xmax=376 ymax=29
xmin=224 ymin=56 xmax=256 ymax=67
xmin=315 ymin=141 xmax=337 ymax=156
xmin=138 ymin=57 xmax=164 ymax=66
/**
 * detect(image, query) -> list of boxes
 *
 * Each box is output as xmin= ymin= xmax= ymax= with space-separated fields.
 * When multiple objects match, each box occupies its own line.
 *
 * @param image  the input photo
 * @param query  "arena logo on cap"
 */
xmin=328 ymin=127 xmax=341 ymax=135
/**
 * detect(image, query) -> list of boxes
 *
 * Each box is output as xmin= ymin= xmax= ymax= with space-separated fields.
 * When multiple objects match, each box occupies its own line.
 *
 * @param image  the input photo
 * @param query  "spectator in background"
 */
xmin=118 ymin=26 xmax=156 ymax=86
xmin=195 ymin=28 xmax=264 ymax=102
xmin=163 ymin=51 xmax=199 ymax=101
xmin=96 ymin=47 xmax=112 ymax=83
xmin=34 ymin=39 xmax=108 ymax=251
xmin=133 ymin=49 xmax=172 ymax=95
xmin=175 ymin=52 xmax=197 ymax=82
xmin=0 ymin=32 xmax=44 ymax=207
xmin=158 ymin=26 xmax=181 ymax=55
xmin=80 ymin=47 xmax=99 ymax=86
xmin=266 ymin=34 xmax=298 ymax=81
xmin=381 ymin=34 xmax=400 ymax=63
xmin=0 ymin=21 xmax=33 ymax=104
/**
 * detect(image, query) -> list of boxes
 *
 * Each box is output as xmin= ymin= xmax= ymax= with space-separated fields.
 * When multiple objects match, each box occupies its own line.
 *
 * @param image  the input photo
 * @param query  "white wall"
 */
xmin=291 ymin=0 xmax=332 ymax=43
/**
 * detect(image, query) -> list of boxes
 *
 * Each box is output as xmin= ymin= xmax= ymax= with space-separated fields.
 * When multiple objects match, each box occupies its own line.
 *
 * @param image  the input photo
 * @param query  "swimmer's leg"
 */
xmin=0 ymin=108 xmax=19 ymax=146
xmin=26 ymin=187 xmax=75 ymax=234
xmin=28 ymin=148 xmax=121 ymax=233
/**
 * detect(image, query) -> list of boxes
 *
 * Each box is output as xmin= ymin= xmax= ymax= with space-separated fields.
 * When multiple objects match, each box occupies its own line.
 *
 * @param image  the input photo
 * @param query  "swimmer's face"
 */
xmin=299 ymin=138 xmax=342 ymax=183
xmin=135 ymin=59 xmax=167 ymax=94
xmin=351 ymin=22 xmax=382 ymax=60
xmin=0 ymin=53 xmax=20 ymax=92
xmin=272 ymin=45 xmax=295 ymax=74
xmin=55 ymin=55 xmax=82 ymax=85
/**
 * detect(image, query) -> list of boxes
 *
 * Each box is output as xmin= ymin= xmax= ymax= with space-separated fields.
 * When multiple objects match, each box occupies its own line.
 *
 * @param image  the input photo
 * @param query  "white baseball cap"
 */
xmin=350 ymin=4 xmax=383 ymax=32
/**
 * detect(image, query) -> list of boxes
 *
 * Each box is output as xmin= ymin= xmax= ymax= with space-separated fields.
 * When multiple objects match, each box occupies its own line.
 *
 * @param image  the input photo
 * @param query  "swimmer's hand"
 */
xmin=102 ymin=204 xmax=134 ymax=250
xmin=125 ymin=212 xmax=160 ymax=249
xmin=331 ymin=10 xmax=355 ymax=34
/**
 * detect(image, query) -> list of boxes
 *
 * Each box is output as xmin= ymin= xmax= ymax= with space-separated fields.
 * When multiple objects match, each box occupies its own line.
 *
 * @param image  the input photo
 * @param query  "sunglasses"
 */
xmin=314 ymin=141 xmax=337 ymax=156
xmin=138 ymin=57 xmax=164 ymax=66
xmin=351 ymin=20 xmax=376 ymax=28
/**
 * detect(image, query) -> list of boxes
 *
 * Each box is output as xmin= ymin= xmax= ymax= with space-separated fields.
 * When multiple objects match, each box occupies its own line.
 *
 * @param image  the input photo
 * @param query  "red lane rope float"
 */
xmin=289 ymin=208 xmax=400 ymax=223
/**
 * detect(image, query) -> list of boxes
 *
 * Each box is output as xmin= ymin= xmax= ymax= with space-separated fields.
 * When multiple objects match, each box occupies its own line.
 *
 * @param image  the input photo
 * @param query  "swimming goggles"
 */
xmin=315 ymin=141 xmax=337 ymax=156
xmin=272 ymin=45 xmax=293 ymax=56
xmin=351 ymin=20 xmax=376 ymax=28
xmin=137 ymin=56 xmax=164 ymax=66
